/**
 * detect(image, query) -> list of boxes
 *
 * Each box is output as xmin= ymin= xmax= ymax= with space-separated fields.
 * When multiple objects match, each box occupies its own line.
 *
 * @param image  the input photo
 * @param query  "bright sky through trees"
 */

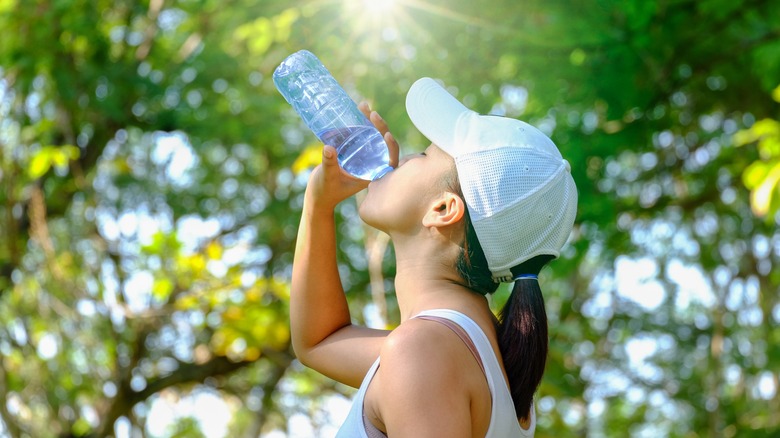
xmin=1 ymin=0 xmax=779 ymax=436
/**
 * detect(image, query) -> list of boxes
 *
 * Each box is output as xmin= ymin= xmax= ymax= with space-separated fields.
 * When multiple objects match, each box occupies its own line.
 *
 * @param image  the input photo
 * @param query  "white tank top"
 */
xmin=335 ymin=309 xmax=535 ymax=437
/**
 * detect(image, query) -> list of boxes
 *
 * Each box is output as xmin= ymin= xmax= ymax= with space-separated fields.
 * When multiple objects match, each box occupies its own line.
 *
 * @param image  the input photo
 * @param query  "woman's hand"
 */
xmin=305 ymin=101 xmax=400 ymax=212
xmin=359 ymin=101 xmax=400 ymax=168
xmin=306 ymin=145 xmax=370 ymax=212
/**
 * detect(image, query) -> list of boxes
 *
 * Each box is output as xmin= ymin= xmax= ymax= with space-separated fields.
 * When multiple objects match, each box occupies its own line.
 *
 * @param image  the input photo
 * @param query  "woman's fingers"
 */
xmin=359 ymin=101 xmax=390 ymax=136
xmin=384 ymin=132 xmax=400 ymax=168
xmin=321 ymin=144 xmax=339 ymax=169
xmin=359 ymin=101 xmax=399 ymax=168
xmin=369 ymin=110 xmax=390 ymax=136
xmin=358 ymin=101 xmax=371 ymax=119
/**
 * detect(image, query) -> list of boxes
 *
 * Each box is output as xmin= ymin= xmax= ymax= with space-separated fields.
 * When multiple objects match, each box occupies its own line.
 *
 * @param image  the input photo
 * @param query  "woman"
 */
xmin=290 ymin=77 xmax=577 ymax=437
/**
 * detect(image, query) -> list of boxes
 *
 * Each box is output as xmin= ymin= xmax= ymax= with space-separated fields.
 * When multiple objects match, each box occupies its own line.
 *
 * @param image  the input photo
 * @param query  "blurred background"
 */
xmin=1 ymin=0 xmax=779 ymax=437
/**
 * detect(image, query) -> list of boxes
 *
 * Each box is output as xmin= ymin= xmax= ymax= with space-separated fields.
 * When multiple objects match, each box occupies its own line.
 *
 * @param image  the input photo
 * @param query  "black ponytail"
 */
xmin=450 ymin=170 xmax=552 ymax=422
xmin=498 ymin=256 xmax=553 ymax=421
xmin=454 ymin=209 xmax=552 ymax=421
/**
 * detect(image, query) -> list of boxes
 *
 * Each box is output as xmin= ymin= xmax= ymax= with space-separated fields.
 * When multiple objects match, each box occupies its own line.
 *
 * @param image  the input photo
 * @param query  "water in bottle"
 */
xmin=317 ymin=126 xmax=391 ymax=180
xmin=273 ymin=50 xmax=393 ymax=181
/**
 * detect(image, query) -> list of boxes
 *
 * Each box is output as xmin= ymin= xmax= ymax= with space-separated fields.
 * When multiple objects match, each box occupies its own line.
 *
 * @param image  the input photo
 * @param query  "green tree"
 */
xmin=1 ymin=0 xmax=778 ymax=437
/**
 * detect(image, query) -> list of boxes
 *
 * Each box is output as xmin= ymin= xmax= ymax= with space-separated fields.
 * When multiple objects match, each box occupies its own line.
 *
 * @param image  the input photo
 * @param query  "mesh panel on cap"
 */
xmin=455 ymin=146 xmax=578 ymax=275
xmin=473 ymin=170 xmax=577 ymax=273
xmin=456 ymin=147 xmax=564 ymax=221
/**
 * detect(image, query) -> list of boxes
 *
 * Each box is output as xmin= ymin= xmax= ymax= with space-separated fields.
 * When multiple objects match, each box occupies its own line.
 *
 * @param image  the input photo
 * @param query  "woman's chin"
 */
xmin=357 ymin=202 xmax=386 ymax=232
xmin=357 ymin=205 xmax=376 ymax=228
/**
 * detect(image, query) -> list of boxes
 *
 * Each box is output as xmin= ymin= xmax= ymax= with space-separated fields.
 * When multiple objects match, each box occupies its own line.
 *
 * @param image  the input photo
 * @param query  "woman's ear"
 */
xmin=422 ymin=192 xmax=465 ymax=228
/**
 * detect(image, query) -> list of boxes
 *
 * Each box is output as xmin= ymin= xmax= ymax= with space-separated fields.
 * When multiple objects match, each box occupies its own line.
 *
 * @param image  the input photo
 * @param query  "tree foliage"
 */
xmin=0 ymin=0 xmax=778 ymax=437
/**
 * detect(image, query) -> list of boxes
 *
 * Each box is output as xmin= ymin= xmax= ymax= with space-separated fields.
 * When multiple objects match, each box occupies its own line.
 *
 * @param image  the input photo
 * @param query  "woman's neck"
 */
xmin=391 ymin=236 xmax=486 ymax=321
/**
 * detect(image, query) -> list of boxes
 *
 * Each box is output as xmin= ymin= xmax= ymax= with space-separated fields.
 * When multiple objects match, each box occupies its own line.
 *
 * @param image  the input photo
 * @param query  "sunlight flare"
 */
xmin=361 ymin=0 xmax=398 ymax=15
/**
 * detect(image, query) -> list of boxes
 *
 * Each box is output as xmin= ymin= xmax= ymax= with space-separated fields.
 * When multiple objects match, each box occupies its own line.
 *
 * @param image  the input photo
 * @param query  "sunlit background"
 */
xmin=1 ymin=0 xmax=779 ymax=437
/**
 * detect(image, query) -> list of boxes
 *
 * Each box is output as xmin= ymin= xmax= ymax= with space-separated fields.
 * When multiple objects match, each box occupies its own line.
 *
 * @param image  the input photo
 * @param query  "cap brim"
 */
xmin=406 ymin=78 xmax=472 ymax=157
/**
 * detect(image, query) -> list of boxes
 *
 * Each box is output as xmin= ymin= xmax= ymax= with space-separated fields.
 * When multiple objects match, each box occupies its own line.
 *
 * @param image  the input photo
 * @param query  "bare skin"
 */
xmin=290 ymin=103 xmax=525 ymax=436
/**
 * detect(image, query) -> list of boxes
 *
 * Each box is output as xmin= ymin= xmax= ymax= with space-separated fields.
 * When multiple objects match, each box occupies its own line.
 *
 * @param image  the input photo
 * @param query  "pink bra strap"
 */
xmin=416 ymin=315 xmax=486 ymax=375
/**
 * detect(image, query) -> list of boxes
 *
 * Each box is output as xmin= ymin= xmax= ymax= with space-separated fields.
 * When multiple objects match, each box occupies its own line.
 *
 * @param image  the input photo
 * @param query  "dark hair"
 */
xmin=451 ymin=178 xmax=551 ymax=422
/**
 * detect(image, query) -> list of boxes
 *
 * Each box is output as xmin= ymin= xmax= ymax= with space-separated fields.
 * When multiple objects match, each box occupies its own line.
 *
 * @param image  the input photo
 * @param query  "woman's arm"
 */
xmin=290 ymin=105 xmax=399 ymax=388
xmin=290 ymin=157 xmax=386 ymax=387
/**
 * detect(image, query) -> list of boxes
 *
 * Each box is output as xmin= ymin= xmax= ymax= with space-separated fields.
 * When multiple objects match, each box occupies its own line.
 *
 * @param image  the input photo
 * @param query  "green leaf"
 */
xmin=570 ymin=48 xmax=586 ymax=66
xmin=71 ymin=418 xmax=91 ymax=436
xmin=205 ymin=241 xmax=223 ymax=260
xmin=152 ymin=277 xmax=174 ymax=301
xmin=142 ymin=231 xmax=182 ymax=256
xmin=734 ymin=119 xmax=780 ymax=147
xmin=758 ymin=135 xmax=780 ymax=158
xmin=28 ymin=150 xmax=53 ymax=179
xmin=235 ymin=17 xmax=273 ymax=56
xmin=27 ymin=145 xmax=80 ymax=179
xmin=743 ymin=161 xmax=771 ymax=189
xmin=750 ymin=160 xmax=780 ymax=217
xmin=0 ymin=0 xmax=16 ymax=14
xmin=273 ymin=8 xmax=300 ymax=43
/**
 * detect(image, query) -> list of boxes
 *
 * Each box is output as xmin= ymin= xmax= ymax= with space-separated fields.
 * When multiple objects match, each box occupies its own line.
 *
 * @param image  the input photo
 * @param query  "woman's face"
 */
xmin=359 ymin=143 xmax=457 ymax=234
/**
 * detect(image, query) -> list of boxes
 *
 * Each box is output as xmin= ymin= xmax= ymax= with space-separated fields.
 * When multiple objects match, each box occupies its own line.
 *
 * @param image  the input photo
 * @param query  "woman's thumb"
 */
xmin=322 ymin=145 xmax=338 ymax=167
xmin=322 ymin=145 xmax=339 ymax=171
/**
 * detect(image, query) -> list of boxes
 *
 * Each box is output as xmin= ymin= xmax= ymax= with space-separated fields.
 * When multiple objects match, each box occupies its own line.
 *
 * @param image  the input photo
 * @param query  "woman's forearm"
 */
xmin=289 ymin=194 xmax=353 ymax=360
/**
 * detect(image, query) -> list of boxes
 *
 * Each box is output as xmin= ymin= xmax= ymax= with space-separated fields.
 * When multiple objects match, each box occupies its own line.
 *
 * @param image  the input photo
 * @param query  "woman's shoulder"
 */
xmin=366 ymin=316 xmax=491 ymax=436
xmin=382 ymin=317 xmax=452 ymax=354
xmin=379 ymin=317 xmax=481 ymax=379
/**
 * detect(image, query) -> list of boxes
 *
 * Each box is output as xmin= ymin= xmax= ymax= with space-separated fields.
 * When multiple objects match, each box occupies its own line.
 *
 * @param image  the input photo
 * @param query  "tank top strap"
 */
xmin=413 ymin=309 xmax=536 ymax=437
xmin=335 ymin=357 xmax=380 ymax=438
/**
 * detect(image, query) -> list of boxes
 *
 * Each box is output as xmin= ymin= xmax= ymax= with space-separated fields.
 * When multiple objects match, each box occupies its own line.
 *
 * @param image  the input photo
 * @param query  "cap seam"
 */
xmin=490 ymin=248 xmax=561 ymax=279
xmin=490 ymin=249 xmax=561 ymax=277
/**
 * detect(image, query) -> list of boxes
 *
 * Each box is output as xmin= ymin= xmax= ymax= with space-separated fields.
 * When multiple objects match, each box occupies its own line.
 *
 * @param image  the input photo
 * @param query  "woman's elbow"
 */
xmin=290 ymin=334 xmax=316 ymax=367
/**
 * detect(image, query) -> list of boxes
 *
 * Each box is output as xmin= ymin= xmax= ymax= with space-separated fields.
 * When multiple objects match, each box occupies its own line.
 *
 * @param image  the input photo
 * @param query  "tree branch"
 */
xmin=96 ymin=347 xmax=294 ymax=437
xmin=245 ymin=347 xmax=294 ymax=438
xmin=0 ymin=359 xmax=26 ymax=438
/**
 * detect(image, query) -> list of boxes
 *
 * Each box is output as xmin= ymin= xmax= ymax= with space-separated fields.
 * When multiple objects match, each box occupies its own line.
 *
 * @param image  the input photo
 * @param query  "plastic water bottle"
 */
xmin=273 ymin=50 xmax=393 ymax=181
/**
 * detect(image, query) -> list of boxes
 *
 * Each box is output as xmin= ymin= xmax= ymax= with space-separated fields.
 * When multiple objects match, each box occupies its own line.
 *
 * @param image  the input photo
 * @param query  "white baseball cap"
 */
xmin=406 ymin=77 xmax=578 ymax=282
